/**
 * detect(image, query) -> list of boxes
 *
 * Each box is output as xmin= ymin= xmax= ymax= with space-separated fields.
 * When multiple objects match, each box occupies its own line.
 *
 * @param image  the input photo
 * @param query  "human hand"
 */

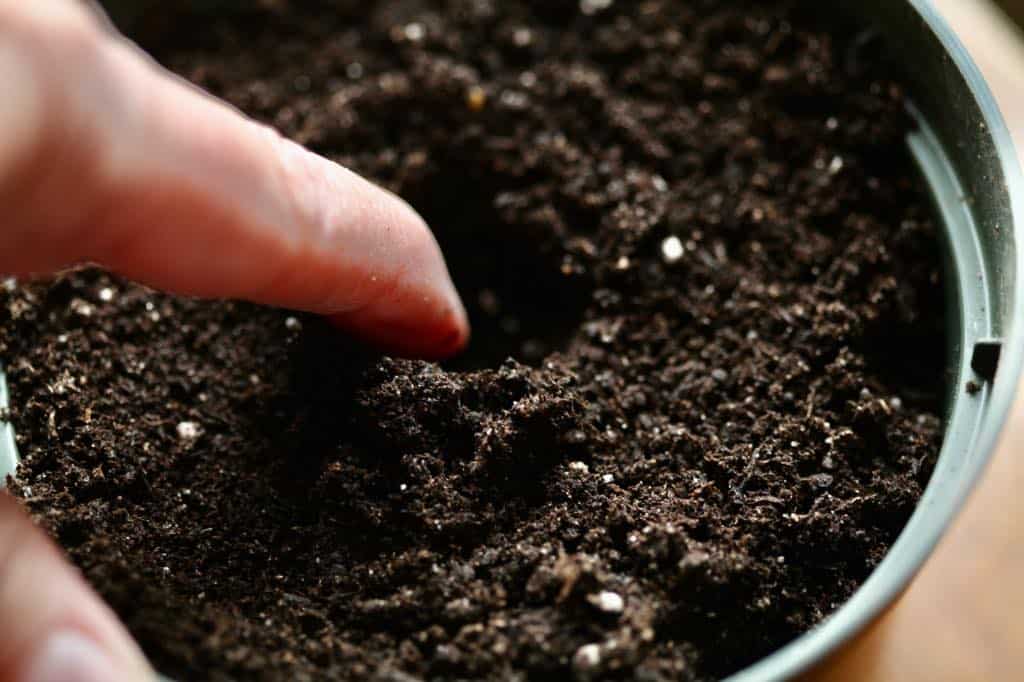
xmin=0 ymin=1 xmax=468 ymax=679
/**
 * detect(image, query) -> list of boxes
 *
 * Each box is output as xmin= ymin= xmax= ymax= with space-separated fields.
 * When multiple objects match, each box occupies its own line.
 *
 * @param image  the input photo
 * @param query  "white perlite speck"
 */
xmin=176 ymin=421 xmax=200 ymax=440
xmin=661 ymin=236 xmax=684 ymax=264
xmin=568 ymin=461 xmax=590 ymax=474
xmin=573 ymin=643 xmax=602 ymax=671
xmin=70 ymin=300 xmax=93 ymax=317
xmin=589 ymin=590 xmax=624 ymax=614
xmin=404 ymin=22 xmax=425 ymax=41
xmin=98 ymin=287 xmax=114 ymax=302
xmin=285 ymin=316 xmax=302 ymax=330
xmin=513 ymin=27 xmax=533 ymax=46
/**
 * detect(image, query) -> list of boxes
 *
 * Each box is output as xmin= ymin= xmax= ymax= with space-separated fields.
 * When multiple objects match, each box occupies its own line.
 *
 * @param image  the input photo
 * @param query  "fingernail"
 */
xmin=22 ymin=631 xmax=125 ymax=682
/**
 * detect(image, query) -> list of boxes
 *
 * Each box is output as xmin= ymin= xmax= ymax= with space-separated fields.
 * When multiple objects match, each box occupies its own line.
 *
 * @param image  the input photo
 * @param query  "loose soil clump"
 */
xmin=1 ymin=1 xmax=945 ymax=680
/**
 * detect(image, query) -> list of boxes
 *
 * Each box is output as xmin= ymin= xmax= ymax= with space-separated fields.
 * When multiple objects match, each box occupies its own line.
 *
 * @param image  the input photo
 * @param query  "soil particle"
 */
xmin=1 ymin=1 xmax=944 ymax=680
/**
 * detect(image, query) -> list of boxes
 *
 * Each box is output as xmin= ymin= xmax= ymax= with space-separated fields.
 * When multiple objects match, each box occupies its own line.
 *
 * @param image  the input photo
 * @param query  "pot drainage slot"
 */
xmin=971 ymin=338 xmax=1002 ymax=382
xmin=0 ymin=367 xmax=18 ymax=482
xmin=406 ymin=173 xmax=593 ymax=371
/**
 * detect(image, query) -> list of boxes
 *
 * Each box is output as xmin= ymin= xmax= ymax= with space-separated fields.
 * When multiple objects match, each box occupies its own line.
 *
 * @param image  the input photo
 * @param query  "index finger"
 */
xmin=0 ymin=1 xmax=469 ymax=359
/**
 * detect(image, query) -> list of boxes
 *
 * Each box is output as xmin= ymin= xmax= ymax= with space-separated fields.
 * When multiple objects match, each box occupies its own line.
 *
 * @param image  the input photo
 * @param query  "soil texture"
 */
xmin=1 ymin=1 xmax=945 ymax=680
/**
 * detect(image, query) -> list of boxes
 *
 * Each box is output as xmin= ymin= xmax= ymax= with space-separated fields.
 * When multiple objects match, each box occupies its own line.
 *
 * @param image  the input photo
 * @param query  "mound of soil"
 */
xmin=0 ymin=1 xmax=945 ymax=680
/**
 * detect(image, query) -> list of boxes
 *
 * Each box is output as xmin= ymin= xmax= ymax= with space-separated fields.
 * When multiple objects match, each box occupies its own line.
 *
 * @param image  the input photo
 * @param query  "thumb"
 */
xmin=0 ymin=1 xmax=468 ymax=359
xmin=0 ymin=494 xmax=153 ymax=682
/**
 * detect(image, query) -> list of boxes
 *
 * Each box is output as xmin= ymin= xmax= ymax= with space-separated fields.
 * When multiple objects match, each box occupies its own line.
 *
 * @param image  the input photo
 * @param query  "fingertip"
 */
xmin=312 ymin=171 xmax=470 ymax=360
xmin=427 ymin=270 xmax=471 ymax=360
xmin=429 ymin=304 xmax=472 ymax=361
xmin=0 ymin=493 xmax=152 ymax=682
xmin=329 ymin=297 xmax=470 ymax=361
xmin=20 ymin=630 xmax=149 ymax=682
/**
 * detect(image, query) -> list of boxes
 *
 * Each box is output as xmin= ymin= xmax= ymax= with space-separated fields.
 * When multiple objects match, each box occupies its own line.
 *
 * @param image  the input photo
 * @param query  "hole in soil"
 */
xmin=405 ymin=170 xmax=593 ymax=371
xmin=858 ymin=273 xmax=948 ymax=412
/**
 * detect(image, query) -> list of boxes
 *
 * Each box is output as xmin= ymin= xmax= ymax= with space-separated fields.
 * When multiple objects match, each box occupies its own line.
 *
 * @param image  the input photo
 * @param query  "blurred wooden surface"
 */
xmin=937 ymin=0 xmax=1024 ymax=148
xmin=808 ymin=1 xmax=1024 ymax=679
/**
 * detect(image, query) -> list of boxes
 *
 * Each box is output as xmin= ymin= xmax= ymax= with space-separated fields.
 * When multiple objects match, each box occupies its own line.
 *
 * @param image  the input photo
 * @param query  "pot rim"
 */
xmin=728 ymin=1 xmax=1024 ymax=679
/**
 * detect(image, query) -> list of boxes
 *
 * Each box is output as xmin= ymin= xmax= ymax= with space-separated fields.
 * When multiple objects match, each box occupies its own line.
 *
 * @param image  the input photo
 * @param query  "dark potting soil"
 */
xmin=1 ymin=1 xmax=946 ymax=680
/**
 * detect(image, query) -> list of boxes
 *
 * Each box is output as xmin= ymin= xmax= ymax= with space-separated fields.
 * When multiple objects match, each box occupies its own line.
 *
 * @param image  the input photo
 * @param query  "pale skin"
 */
xmin=0 ymin=1 xmax=467 ymax=680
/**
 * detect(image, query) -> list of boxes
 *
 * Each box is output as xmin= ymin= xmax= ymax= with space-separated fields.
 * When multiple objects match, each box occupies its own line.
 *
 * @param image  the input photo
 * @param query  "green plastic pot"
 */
xmin=1 ymin=0 xmax=1022 ymax=679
